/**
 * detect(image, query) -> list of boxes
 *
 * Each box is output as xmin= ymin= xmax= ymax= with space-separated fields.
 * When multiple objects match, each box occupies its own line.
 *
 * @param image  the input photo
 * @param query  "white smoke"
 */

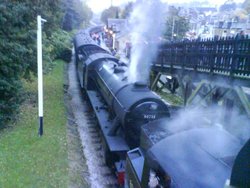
xmin=159 ymin=105 xmax=250 ymax=187
xmin=128 ymin=0 xmax=165 ymax=83
xmin=166 ymin=105 xmax=250 ymax=144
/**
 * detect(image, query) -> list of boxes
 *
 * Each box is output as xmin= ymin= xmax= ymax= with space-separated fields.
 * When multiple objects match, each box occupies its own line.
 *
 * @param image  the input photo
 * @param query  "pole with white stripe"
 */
xmin=37 ymin=15 xmax=46 ymax=136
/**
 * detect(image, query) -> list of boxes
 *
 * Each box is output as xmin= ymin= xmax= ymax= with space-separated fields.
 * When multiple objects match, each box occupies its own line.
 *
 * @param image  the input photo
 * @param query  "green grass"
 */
xmin=158 ymin=91 xmax=184 ymax=106
xmin=0 ymin=60 xmax=68 ymax=188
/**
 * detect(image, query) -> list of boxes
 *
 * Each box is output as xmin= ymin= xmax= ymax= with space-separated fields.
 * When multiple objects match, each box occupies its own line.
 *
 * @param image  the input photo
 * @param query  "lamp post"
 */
xmin=171 ymin=16 xmax=175 ymax=41
xmin=37 ymin=15 xmax=47 ymax=136
xmin=112 ymin=33 xmax=116 ymax=49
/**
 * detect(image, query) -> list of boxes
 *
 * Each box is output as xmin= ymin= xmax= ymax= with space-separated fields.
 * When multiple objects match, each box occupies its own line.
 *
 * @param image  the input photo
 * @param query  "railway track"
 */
xmin=67 ymin=55 xmax=118 ymax=188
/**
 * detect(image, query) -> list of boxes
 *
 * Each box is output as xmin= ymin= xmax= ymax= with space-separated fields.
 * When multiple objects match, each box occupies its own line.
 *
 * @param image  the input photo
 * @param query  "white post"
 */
xmin=37 ymin=15 xmax=46 ymax=136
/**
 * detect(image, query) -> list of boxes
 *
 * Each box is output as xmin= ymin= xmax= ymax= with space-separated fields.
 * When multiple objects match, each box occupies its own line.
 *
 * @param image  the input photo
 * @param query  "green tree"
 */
xmin=219 ymin=0 xmax=236 ymax=12
xmin=62 ymin=0 xmax=92 ymax=31
xmin=0 ymin=0 xmax=91 ymax=128
xmin=101 ymin=6 xmax=121 ymax=24
xmin=243 ymin=0 xmax=250 ymax=13
xmin=0 ymin=2 xmax=33 ymax=125
xmin=121 ymin=2 xmax=134 ymax=19
xmin=164 ymin=6 xmax=190 ymax=41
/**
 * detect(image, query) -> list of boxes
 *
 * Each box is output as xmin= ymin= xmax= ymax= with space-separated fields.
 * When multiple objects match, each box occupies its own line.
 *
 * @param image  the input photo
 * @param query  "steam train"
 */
xmin=73 ymin=27 xmax=250 ymax=188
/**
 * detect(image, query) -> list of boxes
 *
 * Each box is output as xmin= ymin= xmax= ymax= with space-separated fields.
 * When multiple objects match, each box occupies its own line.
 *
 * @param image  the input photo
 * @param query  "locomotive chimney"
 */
xmin=134 ymin=81 xmax=148 ymax=88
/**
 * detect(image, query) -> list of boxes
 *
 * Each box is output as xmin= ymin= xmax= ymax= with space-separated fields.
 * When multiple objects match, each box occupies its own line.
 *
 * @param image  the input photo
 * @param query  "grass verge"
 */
xmin=0 ymin=60 xmax=68 ymax=188
xmin=158 ymin=90 xmax=184 ymax=106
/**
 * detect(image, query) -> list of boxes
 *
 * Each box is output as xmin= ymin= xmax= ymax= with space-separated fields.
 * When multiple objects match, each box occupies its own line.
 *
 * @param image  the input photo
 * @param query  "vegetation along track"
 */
xmin=67 ymin=55 xmax=118 ymax=188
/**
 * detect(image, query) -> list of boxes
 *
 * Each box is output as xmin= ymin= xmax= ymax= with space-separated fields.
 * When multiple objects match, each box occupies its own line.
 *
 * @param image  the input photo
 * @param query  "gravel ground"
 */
xmin=64 ymin=62 xmax=90 ymax=188
xmin=65 ymin=55 xmax=117 ymax=188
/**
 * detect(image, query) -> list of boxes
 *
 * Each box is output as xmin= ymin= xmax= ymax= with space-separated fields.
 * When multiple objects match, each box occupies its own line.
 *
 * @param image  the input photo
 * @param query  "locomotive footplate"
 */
xmin=87 ymin=90 xmax=129 ymax=152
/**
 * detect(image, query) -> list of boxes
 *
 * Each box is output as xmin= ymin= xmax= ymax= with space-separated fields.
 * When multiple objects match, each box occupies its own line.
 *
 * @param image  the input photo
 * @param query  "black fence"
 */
xmin=154 ymin=35 xmax=250 ymax=79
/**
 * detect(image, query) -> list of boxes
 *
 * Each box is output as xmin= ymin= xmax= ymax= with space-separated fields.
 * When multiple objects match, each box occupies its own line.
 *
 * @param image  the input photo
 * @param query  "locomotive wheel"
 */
xmin=104 ymin=146 xmax=113 ymax=167
xmin=102 ymin=137 xmax=114 ymax=167
xmin=103 ymin=142 xmax=119 ymax=168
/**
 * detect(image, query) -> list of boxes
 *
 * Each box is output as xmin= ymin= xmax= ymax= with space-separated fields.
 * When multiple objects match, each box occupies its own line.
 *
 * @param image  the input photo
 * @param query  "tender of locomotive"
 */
xmin=74 ymin=27 xmax=171 ymax=185
xmin=125 ymin=118 xmax=250 ymax=188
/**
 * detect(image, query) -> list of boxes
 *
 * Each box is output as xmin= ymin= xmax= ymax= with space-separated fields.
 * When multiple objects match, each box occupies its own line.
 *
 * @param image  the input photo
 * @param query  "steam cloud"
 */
xmin=128 ymin=0 xmax=165 ymax=83
xmin=165 ymin=106 xmax=250 ymax=143
xmin=159 ymin=106 xmax=250 ymax=187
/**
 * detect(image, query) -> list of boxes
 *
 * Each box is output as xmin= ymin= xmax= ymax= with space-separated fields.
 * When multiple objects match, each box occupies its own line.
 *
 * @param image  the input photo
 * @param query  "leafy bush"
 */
xmin=0 ymin=3 xmax=31 ymax=127
xmin=42 ymin=30 xmax=72 ymax=73
xmin=0 ymin=78 xmax=23 ymax=128
xmin=50 ymin=30 xmax=72 ymax=62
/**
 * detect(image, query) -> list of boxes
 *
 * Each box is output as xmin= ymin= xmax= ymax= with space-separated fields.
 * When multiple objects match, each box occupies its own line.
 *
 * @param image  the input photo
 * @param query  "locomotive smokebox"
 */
xmin=112 ymin=83 xmax=170 ymax=148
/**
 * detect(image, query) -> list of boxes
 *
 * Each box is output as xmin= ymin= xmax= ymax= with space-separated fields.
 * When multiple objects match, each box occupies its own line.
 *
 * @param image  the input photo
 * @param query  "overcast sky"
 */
xmin=86 ymin=0 xmax=244 ymax=13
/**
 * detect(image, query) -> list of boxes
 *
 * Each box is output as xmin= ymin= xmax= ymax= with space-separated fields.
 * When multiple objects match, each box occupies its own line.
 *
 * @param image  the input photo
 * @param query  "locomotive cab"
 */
xmin=125 ymin=148 xmax=172 ymax=188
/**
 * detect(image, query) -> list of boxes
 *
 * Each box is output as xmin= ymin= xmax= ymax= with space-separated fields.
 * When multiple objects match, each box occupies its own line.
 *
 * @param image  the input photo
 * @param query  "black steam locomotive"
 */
xmin=74 ymin=27 xmax=171 ymax=184
xmin=73 ymin=27 xmax=250 ymax=188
